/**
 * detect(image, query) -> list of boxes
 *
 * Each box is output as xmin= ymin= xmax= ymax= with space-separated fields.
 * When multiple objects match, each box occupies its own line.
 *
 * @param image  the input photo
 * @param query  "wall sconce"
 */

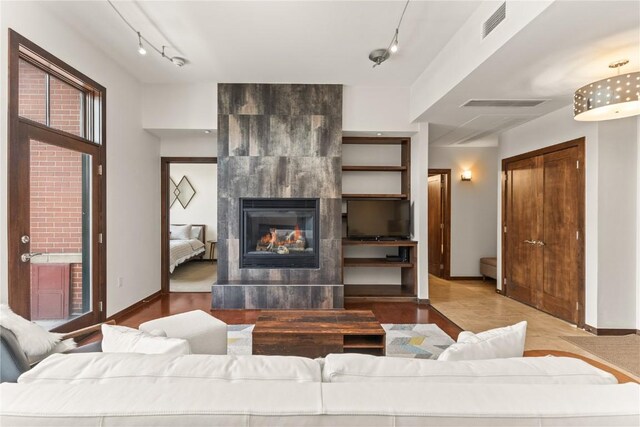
xmin=461 ymin=170 xmax=472 ymax=181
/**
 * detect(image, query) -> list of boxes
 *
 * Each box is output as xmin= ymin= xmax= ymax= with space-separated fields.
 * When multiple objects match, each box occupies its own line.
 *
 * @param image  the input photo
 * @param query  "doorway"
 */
xmin=7 ymin=31 xmax=107 ymax=332
xmin=161 ymin=157 xmax=217 ymax=293
xmin=502 ymin=138 xmax=585 ymax=325
xmin=427 ymin=169 xmax=451 ymax=279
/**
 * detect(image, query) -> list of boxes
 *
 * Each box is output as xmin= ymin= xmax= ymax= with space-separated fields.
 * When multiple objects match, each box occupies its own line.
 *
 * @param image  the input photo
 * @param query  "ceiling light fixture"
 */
xmin=574 ymin=59 xmax=640 ymax=121
xmin=369 ymin=0 xmax=410 ymax=67
xmin=137 ymin=32 xmax=147 ymax=55
xmin=107 ymin=0 xmax=187 ymax=67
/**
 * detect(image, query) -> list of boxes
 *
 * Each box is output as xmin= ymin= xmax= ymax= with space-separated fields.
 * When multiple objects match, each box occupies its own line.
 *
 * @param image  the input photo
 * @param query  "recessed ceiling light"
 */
xmin=376 ymin=132 xmax=383 ymax=136
xmin=204 ymin=130 xmax=211 ymax=134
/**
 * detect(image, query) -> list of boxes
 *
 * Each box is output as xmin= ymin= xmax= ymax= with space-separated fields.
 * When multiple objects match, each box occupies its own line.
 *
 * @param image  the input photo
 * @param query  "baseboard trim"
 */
xmin=584 ymin=324 xmax=639 ymax=336
xmin=448 ymin=276 xmax=485 ymax=281
xmin=495 ymin=288 xmax=505 ymax=295
xmin=106 ymin=290 xmax=162 ymax=324
xmin=417 ymin=298 xmax=430 ymax=306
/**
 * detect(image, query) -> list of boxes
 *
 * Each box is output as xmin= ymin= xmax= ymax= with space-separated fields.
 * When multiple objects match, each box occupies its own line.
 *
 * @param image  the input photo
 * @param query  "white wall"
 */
xmin=142 ymin=83 xmax=217 ymax=131
xmin=413 ymin=124 xmax=430 ymax=299
xmin=160 ymin=134 xmax=217 ymax=157
xmin=596 ymin=119 xmax=637 ymax=328
xmin=499 ymin=105 xmax=639 ymax=329
xmin=429 ymin=146 xmax=499 ymax=277
xmin=343 ymin=86 xmax=419 ymax=134
xmin=637 ymin=117 xmax=640 ymax=330
xmin=170 ymin=163 xmax=218 ymax=258
xmin=1 ymin=2 xmax=161 ymax=317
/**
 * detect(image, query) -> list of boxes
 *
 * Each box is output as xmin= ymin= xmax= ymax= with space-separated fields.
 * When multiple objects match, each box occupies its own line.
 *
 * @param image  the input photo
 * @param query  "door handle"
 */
xmin=523 ymin=240 xmax=535 ymax=245
xmin=21 ymin=252 xmax=43 ymax=262
xmin=535 ymin=241 xmax=546 ymax=246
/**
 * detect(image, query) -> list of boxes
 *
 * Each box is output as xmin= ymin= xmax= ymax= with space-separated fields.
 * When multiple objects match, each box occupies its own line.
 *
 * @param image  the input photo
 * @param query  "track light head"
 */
xmin=390 ymin=30 xmax=399 ymax=53
xmin=137 ymin=32 xmax=147 ymax=55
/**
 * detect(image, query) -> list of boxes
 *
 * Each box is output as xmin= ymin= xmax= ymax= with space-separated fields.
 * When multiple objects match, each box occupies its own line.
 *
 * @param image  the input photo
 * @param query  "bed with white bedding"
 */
xmin=169 ymin=224 xmax=206 ymax=273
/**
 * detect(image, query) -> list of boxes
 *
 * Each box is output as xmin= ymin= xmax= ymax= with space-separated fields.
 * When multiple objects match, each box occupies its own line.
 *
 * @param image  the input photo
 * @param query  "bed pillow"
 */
xmin=101 ymin=324 xmax=190 ymax=355
xmin=189 ymin=225 xmax=203 ymax=240
xmin=0 ymin=304 xmax=73 ymax=360
xmin=438 ymin=321 xmax=527 ymax=361
xmin=170 ymin=224 xmax=192 ymax=240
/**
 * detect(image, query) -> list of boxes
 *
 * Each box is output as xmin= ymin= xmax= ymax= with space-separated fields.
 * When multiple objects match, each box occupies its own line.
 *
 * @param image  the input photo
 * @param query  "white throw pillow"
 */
xmin=0 ymin=304 xmax=70 ymax=358
xmin=170 ymin=224 xmax=192 ymax=240
xmin=101 ymin=324 xmax=191 ymax=355
xmin=189 ymin=226 xmax=202 ymax=240
xmin=438 ymin=321 xmax=527 ymax=361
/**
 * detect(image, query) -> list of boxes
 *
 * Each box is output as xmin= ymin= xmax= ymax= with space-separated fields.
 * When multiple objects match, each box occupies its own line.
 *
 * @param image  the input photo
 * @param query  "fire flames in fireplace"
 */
xmin=257 ymin=225 xmax=306 ymax=254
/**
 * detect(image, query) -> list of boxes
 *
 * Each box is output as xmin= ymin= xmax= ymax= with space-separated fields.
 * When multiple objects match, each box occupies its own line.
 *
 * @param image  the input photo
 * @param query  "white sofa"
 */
xmin=1 ymin=353 xmax=638 ymax=426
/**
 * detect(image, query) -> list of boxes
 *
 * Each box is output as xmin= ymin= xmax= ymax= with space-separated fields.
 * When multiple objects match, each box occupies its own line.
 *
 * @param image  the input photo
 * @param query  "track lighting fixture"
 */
xmin=137 ymin=32 xmax=147 ymax=55
xmin=108 ymin=1 xmax=187 ymax=68
xmin=369 ymin=0 xmax=409 ymax=67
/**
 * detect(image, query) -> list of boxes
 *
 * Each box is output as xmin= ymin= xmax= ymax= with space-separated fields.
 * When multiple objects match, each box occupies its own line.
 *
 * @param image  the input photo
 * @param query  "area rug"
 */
xmin=562 ymin=334 xmax=640 ymax=377
xmin=227 ymin=323 xmax=454 ymax=359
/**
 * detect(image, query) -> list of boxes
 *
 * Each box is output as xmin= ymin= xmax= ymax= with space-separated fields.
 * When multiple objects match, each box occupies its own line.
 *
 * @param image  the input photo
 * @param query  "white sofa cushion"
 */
xmin=18 ymin=353 xmax=322 ymax=384
xmin=101 ymin=324 xmax=191 ymax=355
xmin=139 ymin=310 xmax=227 ymax=355
xmin=438 ymin=321 xmax=527 ymax=361
xmin=322 ymin=353 xmax=617 ymax=384
xmin=1 ymin=382 xmax=638 ymax=426
xmin=321 ymin=382 xmax=640 ymax=423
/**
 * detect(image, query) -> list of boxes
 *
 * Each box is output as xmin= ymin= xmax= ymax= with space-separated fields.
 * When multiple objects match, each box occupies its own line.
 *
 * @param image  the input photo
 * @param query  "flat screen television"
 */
xmin=347 ymin=200 xmax=411 ymax=240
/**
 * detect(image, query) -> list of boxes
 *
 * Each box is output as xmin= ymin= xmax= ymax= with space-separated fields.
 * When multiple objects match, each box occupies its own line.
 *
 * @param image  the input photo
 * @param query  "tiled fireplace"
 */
xmin=240 ymin=198 xmax=319 ymax=269
xmin=212 ymin=83 xmax=343 ymax=309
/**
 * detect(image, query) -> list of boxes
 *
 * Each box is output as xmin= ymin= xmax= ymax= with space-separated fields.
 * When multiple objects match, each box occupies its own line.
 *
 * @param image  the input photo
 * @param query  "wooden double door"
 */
xmin=503 ymin=139 xmax=585 ymax=325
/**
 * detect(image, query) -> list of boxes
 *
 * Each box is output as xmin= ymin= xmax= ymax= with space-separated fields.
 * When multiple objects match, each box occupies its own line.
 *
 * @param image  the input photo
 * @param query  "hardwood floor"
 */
xmin=114 ymin=292 xmax=462 ymax=340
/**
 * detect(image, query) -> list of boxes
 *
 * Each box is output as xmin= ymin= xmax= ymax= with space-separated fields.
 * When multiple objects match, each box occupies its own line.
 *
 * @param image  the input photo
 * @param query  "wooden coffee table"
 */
xmin=252 ymin=310 xmax=385 ymax=358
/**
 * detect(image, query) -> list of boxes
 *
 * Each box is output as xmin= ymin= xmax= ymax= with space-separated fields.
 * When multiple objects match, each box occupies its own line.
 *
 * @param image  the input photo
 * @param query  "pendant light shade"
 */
xmin=574 ymin=61 xmax=640 ymax=122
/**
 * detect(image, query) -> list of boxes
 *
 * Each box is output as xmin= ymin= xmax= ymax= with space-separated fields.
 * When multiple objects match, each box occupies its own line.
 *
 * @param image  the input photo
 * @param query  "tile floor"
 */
xmin=429 ymin=276 xmax=639 ymax=381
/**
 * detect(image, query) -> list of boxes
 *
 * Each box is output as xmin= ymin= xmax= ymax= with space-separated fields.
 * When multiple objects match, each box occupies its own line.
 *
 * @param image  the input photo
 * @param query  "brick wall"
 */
xmin=20 ymin=59 xmax=87 ymax=316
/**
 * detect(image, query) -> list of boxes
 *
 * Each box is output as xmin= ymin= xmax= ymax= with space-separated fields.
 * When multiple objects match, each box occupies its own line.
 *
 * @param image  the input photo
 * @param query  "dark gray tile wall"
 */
xmin=217 ymin=84 xmax=343 ymax=308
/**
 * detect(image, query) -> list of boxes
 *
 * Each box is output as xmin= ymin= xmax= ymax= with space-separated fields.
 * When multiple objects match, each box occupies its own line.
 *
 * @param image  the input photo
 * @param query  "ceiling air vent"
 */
xmin=483 ymin=2 xmax=506 ymax=38
xmin=461 ymin=99 xmax=547 ymax=108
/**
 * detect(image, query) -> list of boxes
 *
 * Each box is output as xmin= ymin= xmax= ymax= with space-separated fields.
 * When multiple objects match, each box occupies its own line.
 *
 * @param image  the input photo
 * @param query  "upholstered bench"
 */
xmin=139 ymin=310 xmax=227 ymax=355
xmin=480 ymin=257 xmax=497 ymax=280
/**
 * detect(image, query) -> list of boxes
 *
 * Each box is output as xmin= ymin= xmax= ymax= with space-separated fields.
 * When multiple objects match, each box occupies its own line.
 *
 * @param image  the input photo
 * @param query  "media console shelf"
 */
xmin=342 ymin=239 xmax=418 ymax=302
xmin=342 ymin=193 xmax=408 ymax=200
xmin=342 ymin=136 xmax=410 ymax=200
xmin=341 ymin=136 xmax=415 ymax=302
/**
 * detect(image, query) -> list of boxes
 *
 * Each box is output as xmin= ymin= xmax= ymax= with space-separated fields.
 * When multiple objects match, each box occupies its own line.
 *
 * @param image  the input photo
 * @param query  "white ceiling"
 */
xmin=426 ymin=1 xmax=640 ymax=145
xmin=44 ymin=1 xmax=480 ymax=86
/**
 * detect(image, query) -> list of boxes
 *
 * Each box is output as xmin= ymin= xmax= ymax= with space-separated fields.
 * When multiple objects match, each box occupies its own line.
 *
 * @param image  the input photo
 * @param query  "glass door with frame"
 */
xmin=8 ymin=31 xmax=106 ymax=332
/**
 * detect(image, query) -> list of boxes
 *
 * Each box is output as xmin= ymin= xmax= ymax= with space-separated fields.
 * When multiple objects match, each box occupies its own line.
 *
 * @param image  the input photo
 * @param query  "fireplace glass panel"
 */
xmin=240 ymin=199 xmax=319 ymax=269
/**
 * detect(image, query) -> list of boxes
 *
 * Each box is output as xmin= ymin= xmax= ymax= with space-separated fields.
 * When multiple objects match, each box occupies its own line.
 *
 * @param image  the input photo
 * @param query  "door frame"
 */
xmin=501 ymin=137 xmax=586 ymax=327
xmin=161 ymin=157 xmax=217 ymax=293
xmin=7 ymin=30 xmax=107 ymax=331
xmin=427 ymin=169 xmax=451 ymax=280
